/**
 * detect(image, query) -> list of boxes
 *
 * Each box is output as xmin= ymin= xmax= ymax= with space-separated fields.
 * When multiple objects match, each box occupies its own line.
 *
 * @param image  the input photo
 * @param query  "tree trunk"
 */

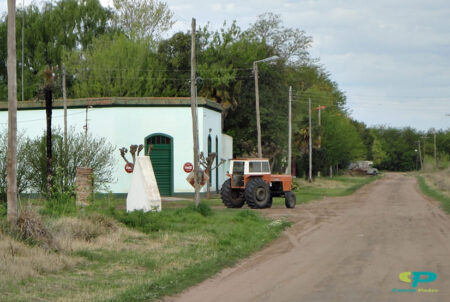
xmin=206 ymin=169 xmax=210 ymax=199
xmin=7 ymin=0 xmax=18 ymax=226
xmin=45 ymin=86 xmax=53 ymax=196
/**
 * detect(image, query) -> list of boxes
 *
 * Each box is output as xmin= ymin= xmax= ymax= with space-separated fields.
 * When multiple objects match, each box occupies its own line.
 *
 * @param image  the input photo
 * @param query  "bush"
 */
xmin=24 ymin=127 xmax=116 ymax=196
xmin=0 ymin=130 xmax=32 ymax=202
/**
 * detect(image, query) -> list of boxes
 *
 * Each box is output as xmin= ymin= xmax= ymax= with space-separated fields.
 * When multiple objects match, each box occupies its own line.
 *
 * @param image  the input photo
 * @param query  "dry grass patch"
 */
xmin=48 ymin=214 xmax=119 ymax=251
xmin=423 ymin=168 xmax=450 ymax=198
xmin=0 ymin=233 xmax=78 ymax=283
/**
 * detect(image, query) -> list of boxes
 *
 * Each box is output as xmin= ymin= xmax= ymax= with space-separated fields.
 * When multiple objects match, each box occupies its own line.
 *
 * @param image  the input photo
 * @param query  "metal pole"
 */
xmin=286 ymin=86 xmax=292 ymax=175
xmin=308 ymin=97 xmax=312 ymax=182
xmin=254 ymin=62 xmax=262 ymax=158
xmin=190 ymin=18 xmax=200 ymax=206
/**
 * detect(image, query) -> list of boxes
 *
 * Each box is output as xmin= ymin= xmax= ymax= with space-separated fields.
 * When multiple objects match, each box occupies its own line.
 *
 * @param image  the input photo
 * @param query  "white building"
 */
xmin=0 ymin=97 xmax=233 ymax=195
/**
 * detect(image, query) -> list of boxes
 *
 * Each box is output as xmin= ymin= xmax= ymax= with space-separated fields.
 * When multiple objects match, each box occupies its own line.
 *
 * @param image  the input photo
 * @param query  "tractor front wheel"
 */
xmin=221 ymin=179 xmax=245 ymax=208
xmin=245 ymin=178 xmax=271 ymax=209
xmin=285 ymin=191 xmax=296 ymax=208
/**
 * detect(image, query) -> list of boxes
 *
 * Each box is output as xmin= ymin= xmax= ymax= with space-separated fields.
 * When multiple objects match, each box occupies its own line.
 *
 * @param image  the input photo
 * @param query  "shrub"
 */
xmin=16 ymin=209 xmax=60 ymax=251
xmin=24 ymin=127 xmax=116 ymax=196
xmin=0 ymin=130 xmax=32 ymax=202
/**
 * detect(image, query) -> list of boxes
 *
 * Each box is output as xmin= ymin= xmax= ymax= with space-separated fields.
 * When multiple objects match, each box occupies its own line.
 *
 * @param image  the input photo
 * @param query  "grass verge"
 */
xmin=271 ymin=174 xmax=381 ymax=206
xmin=0 ymin=174 xmax=379 ymax=301
xmin=0 ymin=203 xmax=289 ymax=302
xmin=417 ymin=175 xmax=450 ymax=213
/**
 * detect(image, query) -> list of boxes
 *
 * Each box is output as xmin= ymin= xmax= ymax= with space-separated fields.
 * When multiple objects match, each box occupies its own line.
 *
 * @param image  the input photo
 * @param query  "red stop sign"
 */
xmin=183 ymin=162 xmax=193 ymax=173
xmin=125 ymin=163 xmax=134 ymax=173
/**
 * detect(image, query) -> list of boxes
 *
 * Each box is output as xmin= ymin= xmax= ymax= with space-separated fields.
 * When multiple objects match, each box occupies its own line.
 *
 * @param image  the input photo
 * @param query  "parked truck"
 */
xmin=348 ymin=160 xmax=378 ymax=175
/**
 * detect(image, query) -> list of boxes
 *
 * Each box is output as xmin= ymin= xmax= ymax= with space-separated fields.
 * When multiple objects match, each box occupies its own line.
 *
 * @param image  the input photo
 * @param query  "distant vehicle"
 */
xmin=221 ymin=158 xmax=296 ymax=209
xmin=349 ymin=161 xmax=378 ymax=176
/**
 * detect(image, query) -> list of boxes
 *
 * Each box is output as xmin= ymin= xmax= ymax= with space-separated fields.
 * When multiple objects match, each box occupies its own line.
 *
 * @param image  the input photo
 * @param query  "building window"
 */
xmin=147 ymin=135 xmax=171 ymax=145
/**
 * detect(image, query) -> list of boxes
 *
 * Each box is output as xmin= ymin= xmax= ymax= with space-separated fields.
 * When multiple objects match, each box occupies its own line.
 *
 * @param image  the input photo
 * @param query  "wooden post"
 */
xmin=254 ymin=62 xmax=262 ymax=158
xmin=7 ymin=0 xmax=18 ymax=226
xmin=286 ymin=86 xmax=292 ymax=175
xmin=190 ymin=18 xmax=200 ymax=206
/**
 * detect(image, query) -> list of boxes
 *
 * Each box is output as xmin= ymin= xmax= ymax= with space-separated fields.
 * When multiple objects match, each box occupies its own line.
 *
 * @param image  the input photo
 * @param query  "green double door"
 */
xmin=145 ymin=134 xmax=173 ymax=196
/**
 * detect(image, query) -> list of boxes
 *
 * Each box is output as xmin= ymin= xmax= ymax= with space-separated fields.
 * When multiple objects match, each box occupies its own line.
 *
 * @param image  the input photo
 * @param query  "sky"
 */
xmin=1 ymin=0 xmax=449 ymax=131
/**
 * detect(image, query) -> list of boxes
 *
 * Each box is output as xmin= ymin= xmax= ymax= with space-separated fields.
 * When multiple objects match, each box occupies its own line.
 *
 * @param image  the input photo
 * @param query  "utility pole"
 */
xmin=21 ymin=0 xmax=24 ymax=102
xmin=7 ymin=0 xmax=18 ymax=226
xmin=433 ymin=130 xmax=437 ymax=169
xmin=308 ymin=97 xmax=312 ymax=182
xmin=254 ymin=62 xmax=261 ymax=158
xmin=253 ymin=56 xmax=279 ymax=158
xmin=62 ymin=63 xmax=67 ymax=149
xmin=286 ymin=86 xmax=292 ymax=175
xmin=190 ymin=18 xmax=200 ymax=206
xmin=317 ymin=104 xmax=325 ymax=177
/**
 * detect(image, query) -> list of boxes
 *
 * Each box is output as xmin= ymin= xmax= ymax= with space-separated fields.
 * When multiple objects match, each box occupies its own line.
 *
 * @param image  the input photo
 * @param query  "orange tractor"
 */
xmin=221 ymin=158 xmax=296 ymax=209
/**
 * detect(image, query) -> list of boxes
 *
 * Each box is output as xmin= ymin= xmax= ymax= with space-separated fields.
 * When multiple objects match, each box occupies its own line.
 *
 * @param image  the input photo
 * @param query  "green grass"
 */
xmin=1 ymin=175 xmax=380 ymax=301
xmin=417 ymin=175 xmax=450 ymax=213
xmin=1 ymin=203 xmax=290 ymax=302
xmin=271 ymin=175 xmax=381 ymax=206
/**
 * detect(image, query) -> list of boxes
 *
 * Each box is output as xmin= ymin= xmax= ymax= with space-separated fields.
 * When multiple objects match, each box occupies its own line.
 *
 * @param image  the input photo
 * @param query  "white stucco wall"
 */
xmin=0 ymin=105 xmax=232 ymax=194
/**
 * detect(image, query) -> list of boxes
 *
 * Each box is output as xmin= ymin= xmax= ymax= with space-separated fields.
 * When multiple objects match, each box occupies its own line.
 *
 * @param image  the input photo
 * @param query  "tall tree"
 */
xmin=0 ymin=0 xmax=113 ymax=101
xmin=112 ymin=0 xmax=174 ymax=41
xmin=7 ymin=0 xmax=18 ymax=226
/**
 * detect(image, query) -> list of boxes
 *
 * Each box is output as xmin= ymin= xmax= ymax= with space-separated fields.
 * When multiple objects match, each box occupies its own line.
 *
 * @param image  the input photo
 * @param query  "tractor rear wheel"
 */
xmin=221 ymin=179 xmax=245 ymax=208
xmin=285 ymin=191 xmax=296 ymax=208
xmin=245 ymin=178 xmax=271 ymax=209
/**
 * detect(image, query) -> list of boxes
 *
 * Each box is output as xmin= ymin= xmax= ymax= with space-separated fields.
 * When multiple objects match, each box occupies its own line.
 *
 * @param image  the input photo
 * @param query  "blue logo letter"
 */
xmin=411 ymin=272 xmax=437 ymax=288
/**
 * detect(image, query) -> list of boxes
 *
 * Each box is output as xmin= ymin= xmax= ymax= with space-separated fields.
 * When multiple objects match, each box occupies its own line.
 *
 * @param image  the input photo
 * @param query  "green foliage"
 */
xmin=0 ymin=203 xmax=6 ymax=217
xmin=0 ymin=130 xmax=32 ymax=202
xmin=112 ymin=0 xmax=174 ymax=41
xmin=321 ymin=112 xmax=365 ymax=169
xmin=24 ymin=128 xmax=116 ymax=195
xmin=67 ymin=34 xmax=166 ymax=97
xmin=0 ymin=0 xmax=113 ymax=101
xmin=40 ymin=194 xmax=77 ymax=217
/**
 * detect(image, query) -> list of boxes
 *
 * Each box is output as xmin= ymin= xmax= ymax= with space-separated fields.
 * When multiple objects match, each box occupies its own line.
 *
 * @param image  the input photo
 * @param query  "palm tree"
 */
xmin=7 ymin=0 xmax=18 ymax=226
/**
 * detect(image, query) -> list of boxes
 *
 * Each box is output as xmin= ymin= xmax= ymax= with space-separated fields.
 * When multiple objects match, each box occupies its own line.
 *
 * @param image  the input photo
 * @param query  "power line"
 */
xmin=0 ymin=109 xmax=92 ymax=125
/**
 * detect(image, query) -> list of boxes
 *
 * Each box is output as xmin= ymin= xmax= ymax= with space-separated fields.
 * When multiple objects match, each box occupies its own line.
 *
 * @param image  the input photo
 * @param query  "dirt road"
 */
xmin=164 ymin=174 xmax=450 ymax=302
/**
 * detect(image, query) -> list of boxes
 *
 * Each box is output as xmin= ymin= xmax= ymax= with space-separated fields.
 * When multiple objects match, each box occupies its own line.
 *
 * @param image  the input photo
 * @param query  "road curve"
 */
xmin=164 ymin=173 xmax=450 ymax=302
